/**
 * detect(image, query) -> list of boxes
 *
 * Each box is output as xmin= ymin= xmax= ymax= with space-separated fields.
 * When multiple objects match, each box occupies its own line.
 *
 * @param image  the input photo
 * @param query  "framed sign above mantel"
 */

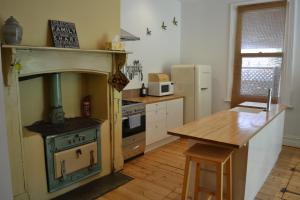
xmin=49 ymin=20 xmax=80 ymax=48
xmin=1 ymin=44 xmax=131 ymax=86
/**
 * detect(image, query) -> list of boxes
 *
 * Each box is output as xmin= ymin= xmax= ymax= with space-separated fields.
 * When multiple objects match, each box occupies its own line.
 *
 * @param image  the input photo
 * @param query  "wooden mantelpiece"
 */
xmin=2 ymin=44 xmax=131 ymax=54
xmin=1 ymin=44 xmax=131 ymax=86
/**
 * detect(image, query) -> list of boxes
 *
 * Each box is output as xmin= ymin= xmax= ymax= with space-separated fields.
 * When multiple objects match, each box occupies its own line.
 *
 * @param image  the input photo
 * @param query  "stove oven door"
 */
xmin=122 ymin=114 xmax=146 ymax=138
xmin=54 ymin=142 xmax=98 ymax=179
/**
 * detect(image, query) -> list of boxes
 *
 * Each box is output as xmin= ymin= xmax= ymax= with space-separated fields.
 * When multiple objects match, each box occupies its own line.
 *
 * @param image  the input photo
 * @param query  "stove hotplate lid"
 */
xmin=26 ymin=117 xmax=101 ymax=138
xmin=122 ymin=100 xmax=143 ymax=106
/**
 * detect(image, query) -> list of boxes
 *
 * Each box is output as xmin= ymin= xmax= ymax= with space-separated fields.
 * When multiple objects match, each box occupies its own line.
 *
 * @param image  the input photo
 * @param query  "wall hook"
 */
xmin=173 ymin=17 xmax=178 ymax=26
xmin=161 ymin=22 xmax=167 ymax=30
xmin=146 ymin=27 xmax=152 ymax=35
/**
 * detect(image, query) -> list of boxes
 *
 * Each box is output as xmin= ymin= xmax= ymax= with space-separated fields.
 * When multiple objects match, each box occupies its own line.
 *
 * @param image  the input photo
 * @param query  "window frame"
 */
xmin=230 ymin=0 xmax=287 ymax=108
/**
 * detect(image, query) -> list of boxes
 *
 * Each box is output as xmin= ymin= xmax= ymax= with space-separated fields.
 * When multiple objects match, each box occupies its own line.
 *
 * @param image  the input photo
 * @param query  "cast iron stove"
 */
xmin=27 ymin=73 xmax=102 ymax=192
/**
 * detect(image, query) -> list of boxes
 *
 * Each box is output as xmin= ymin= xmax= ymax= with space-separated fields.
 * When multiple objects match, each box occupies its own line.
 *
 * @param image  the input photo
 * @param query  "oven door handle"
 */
xmin=89 ymin=150 xmax=95 ymax=169
xmin=122 ymin=114 xmax=145 ymax=121
xmin=60 ymin=160 xmax=66 ymax=180
xmin=133 ymin=145 xmax=140 ymax=150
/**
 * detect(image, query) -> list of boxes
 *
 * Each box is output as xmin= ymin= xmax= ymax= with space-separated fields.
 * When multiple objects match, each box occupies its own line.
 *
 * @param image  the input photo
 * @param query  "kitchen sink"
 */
xmin=230 ymin=107 xmax=264 ymax=114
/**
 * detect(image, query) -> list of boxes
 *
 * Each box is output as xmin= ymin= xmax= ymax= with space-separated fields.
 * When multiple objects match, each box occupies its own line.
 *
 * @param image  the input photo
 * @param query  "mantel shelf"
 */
xmin=2 ymin=44 xmax=132 ymax=54
xmin=1 ymin=44 xmax=130 ymax=86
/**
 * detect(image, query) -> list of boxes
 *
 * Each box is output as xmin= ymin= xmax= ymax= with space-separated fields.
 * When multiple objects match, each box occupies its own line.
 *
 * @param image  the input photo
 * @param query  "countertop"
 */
xmin=168 ymin=104 xmax=287 ymax=148
xmin=123 ymin=95 xmax=184 ymax=104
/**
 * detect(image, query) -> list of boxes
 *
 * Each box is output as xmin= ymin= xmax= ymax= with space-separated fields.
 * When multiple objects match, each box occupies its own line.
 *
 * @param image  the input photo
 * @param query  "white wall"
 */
xmin=181 ymin=0 xmax=231 ymax=112
xmin=284 ymin=0 xmax=300 ymax=147
xmin=181 ymin=0 xmax=300 ymax=147
xmin=121 ymin=0 xmax=181 ymax=89
xmin=0 ymin=47 xmax=13 ymax=199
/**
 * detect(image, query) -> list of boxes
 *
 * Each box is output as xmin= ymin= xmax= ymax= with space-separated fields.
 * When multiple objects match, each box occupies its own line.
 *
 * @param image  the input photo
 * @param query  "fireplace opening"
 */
xmin=22 ymin=72 xmax=108 ymax=192
xmin=26 ymin=73 xmax=100 ymax=137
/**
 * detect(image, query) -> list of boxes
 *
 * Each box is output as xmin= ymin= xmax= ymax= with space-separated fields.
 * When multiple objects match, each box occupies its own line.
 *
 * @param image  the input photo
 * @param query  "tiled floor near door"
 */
xmin=98 ymin=139 xmax=300 ymax=200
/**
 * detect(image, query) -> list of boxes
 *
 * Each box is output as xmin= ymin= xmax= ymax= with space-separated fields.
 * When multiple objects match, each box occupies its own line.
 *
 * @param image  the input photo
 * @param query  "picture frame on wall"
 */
xmin=49 ymin=20 xmax=80 ymax=48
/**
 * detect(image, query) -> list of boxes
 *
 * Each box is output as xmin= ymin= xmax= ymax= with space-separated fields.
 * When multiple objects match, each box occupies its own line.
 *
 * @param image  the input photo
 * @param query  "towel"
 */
xmin=129 ymin=114 xmax=141 ymax=129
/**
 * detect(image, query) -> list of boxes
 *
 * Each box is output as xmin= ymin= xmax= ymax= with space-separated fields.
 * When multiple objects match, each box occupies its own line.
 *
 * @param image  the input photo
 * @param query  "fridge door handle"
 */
xmin=201 ymin=88 xmax=208 ymax=90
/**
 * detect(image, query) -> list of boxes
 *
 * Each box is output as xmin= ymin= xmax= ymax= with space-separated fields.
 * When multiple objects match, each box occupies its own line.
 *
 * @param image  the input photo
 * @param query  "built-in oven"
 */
xmin=122 ymin=100 xmax=146 ymax=161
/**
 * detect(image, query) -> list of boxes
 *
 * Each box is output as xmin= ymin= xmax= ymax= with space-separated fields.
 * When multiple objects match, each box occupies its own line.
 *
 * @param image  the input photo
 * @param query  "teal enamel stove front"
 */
xmin=27 ymin=117 xmax=102 ymax=192
xmin=45 ymin=123 xmax=101 ymax=192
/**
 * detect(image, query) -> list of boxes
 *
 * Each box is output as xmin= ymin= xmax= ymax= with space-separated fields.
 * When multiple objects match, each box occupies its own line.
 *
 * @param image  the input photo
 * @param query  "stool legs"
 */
xmin=182 ymin=143 xmax=233 ymax=200
xmin=194 ymin=162 xmax=201 ymax=200
xmin=182 ymin=160 xmax=232 ymax=200
xmin=182 ymin=156 xmax=191 ymax=200
xmin=216 ymin=163 xmax=224 ymax=200
xmin=226 ymin=156 xmax=232 ymax=200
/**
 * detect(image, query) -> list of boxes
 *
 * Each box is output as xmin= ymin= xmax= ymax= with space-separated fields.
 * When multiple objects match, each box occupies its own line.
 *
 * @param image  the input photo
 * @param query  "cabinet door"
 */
xmin=166 ymin=98 xmax=183 ymax=130
xmin=146 ymin=119 xmax=157 ymax=145
xmin=146 ymin=102 xmax=167 ymax=145
xmin=146 ymin=119 xmax=167 ymax=145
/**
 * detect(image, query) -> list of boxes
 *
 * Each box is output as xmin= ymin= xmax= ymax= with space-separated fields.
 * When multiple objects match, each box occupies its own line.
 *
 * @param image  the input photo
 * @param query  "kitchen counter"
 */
xmin=168 ymin=104 xmax=287 ymax=148
xmin=123 ymin=95 xmax=184 ymax=104
xmin=168 ymin=104 xmax=287 ymax=200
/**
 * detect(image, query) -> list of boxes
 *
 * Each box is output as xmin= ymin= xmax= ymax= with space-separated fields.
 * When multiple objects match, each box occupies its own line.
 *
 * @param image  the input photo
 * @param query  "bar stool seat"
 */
xmin=182 ymin=143 xmax=233 ymax=200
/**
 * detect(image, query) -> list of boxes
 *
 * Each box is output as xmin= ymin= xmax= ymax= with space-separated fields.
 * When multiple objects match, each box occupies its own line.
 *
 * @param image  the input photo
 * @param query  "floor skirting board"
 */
xmin=283 ymin=135 xmax=300 ymax=148
xmin=145 ymin=136 xmax=179 ymax=153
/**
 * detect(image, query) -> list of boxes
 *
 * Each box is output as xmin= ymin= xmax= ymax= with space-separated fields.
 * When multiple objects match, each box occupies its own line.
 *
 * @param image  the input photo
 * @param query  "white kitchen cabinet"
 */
xmin=166 ymin=98 xmax=183 ymax=130
xmin=146 ymin=98 xmax=183 ymax=147
xmin=146 ymin=102 xmax=167 ymax=145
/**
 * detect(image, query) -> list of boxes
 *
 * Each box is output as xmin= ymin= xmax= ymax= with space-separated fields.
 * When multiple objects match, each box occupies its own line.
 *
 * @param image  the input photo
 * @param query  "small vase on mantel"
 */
xmin=2 ymin=16 xmax=23 ymax=45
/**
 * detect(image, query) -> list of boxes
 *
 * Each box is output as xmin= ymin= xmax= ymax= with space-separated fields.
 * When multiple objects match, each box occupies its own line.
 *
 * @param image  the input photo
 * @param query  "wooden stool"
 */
xmin=182 ymin=144 xmax=233 ymax=200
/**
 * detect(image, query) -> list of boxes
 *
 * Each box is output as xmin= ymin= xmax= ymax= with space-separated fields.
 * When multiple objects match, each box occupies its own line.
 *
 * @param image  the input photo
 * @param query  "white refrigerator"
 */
xmin=171 ymin=65 xmax=212 ymax=123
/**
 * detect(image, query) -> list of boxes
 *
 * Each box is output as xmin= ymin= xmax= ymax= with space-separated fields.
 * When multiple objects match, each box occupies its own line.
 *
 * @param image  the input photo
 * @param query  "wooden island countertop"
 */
xmin=123 ymin=95 xmax=184 ymax=104
xmin=168 ymin=104 xmax=287 ymax=148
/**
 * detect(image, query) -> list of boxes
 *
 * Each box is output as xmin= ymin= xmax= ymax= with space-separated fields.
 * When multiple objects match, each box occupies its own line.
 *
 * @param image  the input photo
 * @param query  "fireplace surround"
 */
xmin=1 ymin=45 xmax=129 ymax=199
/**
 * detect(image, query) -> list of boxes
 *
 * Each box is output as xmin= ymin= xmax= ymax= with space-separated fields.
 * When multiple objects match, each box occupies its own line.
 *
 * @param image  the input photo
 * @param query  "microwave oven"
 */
xmin=148 ymin=82 xmax=174 ymax=96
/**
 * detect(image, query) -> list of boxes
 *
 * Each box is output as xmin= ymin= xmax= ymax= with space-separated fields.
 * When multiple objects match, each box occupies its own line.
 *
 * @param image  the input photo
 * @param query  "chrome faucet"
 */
xmin=266 ymin=88 xmax=272 ymax=111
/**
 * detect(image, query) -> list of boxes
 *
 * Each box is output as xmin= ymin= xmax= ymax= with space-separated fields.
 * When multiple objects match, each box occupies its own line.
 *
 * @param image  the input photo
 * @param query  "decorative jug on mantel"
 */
xmin=2 ymin=16 xmax=23 ymax=45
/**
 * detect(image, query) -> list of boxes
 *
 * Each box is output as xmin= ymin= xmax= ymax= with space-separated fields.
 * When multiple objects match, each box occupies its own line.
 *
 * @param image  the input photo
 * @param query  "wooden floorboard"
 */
xmin=98 ymin=139 xmax=300 ymax=200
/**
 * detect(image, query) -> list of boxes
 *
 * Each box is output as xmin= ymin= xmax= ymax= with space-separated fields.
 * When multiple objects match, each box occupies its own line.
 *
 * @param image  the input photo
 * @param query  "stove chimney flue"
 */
xmin=49 ymin=73 xmax=65 ymax=124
